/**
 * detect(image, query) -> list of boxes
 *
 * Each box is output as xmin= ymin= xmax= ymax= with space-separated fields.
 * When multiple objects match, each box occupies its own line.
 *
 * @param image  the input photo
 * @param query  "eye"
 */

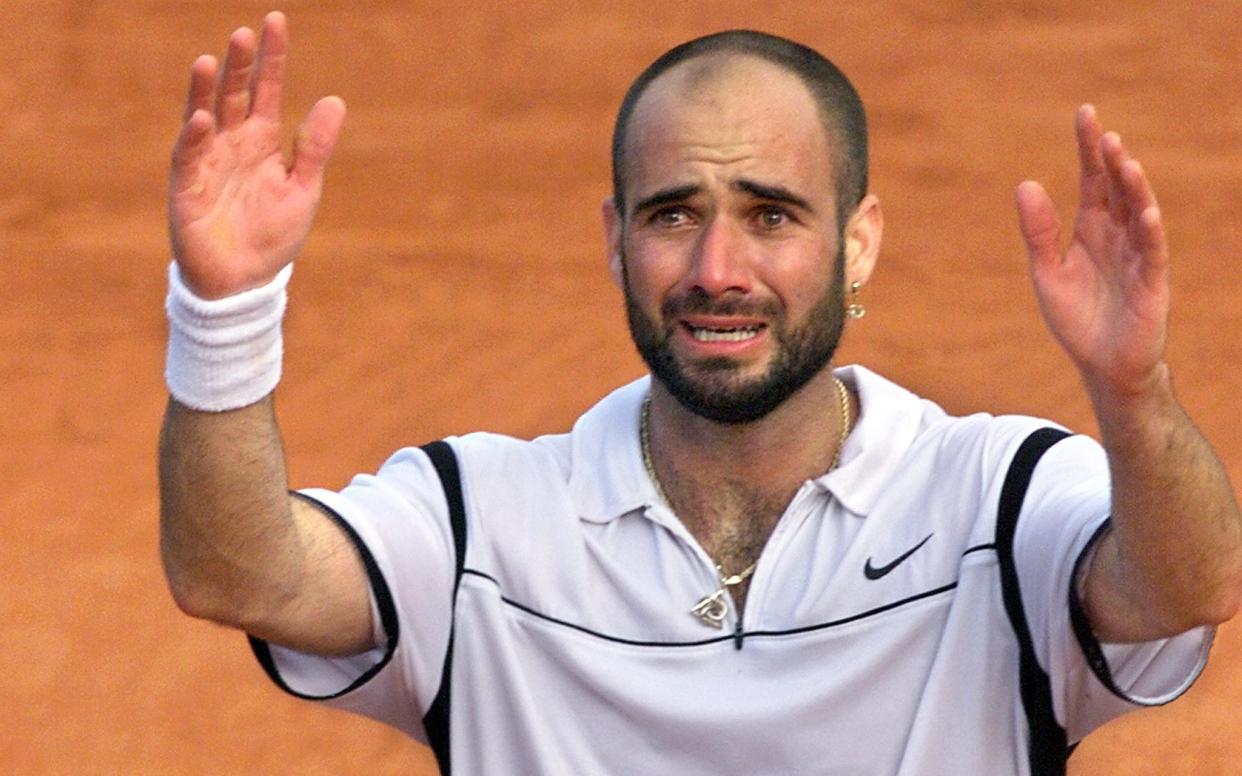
xmin=755 ymin=206 xmax=791 ymax=230
xmin=650 ymin=206 xmax=693 ymax=228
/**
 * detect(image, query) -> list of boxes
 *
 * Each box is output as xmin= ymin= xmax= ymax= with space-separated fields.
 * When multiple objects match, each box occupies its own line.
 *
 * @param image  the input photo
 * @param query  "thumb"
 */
xmin=1014 ymin=180 xmax=1062 ymax=272
xmin=290 ymin=96 xmax=346 ymax=189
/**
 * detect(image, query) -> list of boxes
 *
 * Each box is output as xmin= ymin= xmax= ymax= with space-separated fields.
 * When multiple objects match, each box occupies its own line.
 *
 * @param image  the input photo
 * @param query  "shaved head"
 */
xmin=611 ymin=31 xmax=868 ymax=228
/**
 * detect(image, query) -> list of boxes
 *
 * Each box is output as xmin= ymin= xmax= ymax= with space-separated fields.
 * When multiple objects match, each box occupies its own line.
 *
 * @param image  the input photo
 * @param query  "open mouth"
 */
xmin=686 ymin=324 xmax=764 ymax=342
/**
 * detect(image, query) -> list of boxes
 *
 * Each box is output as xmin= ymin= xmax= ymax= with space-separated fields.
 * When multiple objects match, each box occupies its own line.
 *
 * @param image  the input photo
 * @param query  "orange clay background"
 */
xmin=2 ymin=2 xmax=1239 ymax=773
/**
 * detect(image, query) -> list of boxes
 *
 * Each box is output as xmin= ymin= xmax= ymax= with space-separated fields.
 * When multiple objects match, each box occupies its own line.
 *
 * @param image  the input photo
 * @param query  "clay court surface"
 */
xmin=2 ymin=1 xmax=1240 ymax=773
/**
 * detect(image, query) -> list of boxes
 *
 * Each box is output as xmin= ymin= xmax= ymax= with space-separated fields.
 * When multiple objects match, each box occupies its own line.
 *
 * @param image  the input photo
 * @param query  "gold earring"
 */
xmin=846 ymin=281 xmax=866 ymax=319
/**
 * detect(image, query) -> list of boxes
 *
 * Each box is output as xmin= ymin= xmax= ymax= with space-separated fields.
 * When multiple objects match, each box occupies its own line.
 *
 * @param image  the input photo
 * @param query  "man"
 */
xmin=159 ymin=11 xmax=1241 ymax=775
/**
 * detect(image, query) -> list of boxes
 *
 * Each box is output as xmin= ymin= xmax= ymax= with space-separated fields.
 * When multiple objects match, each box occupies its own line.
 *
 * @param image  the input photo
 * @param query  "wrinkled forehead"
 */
xmin=626 ymin=54 xmax=826 ymax=148
xmin=621 ymin=54 xmax=835 ymax=198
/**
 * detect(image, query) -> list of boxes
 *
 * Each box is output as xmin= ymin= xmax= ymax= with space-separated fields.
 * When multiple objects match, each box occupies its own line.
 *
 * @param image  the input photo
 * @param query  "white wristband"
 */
xmin=165 ymin=262 xmax=293 ymax=412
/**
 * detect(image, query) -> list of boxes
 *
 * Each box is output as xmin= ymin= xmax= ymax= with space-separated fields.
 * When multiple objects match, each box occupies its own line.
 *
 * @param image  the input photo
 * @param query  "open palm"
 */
xmin=1015 ymin=106 xmax=1170 ymax=401
xmin=169 ymin=12 xmax=345 ymax=300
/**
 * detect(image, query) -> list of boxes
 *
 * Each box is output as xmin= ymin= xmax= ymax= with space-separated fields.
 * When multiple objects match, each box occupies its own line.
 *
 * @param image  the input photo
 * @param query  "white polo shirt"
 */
xmin=255 ymin=366 xmax=1211 ymax=775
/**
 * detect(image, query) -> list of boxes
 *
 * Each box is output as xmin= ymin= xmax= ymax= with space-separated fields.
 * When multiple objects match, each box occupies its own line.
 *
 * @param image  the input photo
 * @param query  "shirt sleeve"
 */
xmin=247 ymin=443 xmax=460 ymax=743
xmin=1011 ymin=432 xmax=1213 ymax=742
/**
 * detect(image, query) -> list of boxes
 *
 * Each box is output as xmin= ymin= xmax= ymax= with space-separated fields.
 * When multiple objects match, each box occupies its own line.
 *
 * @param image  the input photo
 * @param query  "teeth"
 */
xmin=691 ymin=326 xmax=760 ymax=342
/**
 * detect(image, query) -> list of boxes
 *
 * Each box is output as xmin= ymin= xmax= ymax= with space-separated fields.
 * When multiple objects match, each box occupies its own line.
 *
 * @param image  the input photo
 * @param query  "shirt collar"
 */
xmin=569 ymin=376 xmax=656 ymax=523
xmin=567 ymin=366 xmax=941 ymax=523
xmin=814 ymin=365 xmax=943 ymax=517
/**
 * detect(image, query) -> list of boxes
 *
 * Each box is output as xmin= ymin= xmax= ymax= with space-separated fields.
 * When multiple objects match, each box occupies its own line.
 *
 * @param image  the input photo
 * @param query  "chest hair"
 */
xmin=666 ymin=475 xmax=795 ymax=614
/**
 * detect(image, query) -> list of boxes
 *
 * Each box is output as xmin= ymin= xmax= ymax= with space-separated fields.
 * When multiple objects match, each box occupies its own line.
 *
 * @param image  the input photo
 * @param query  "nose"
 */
xmin=687 ymin=215 xmax=752 ymax=297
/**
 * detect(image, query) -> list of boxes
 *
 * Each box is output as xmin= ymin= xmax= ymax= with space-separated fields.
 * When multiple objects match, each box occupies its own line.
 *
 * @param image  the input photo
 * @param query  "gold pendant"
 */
xmin=691 ymin=589 xmax=729 ymax=628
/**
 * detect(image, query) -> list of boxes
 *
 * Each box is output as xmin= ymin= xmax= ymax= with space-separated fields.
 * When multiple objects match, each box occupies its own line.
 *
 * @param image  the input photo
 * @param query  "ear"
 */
xmin=602 ymin=196 xmax=624 ymax=289
xmin=842 ymin=193 xmax=882 ymax=288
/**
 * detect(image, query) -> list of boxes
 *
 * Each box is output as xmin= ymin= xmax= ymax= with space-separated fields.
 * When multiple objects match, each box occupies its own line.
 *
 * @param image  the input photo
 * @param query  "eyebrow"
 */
xmin=629 ymin=179 xmax=817 ymax=218
xmin=733 ymin=179 xmax=816 ymax=214
xmin=631 ymin=184 xmax=701 ymax=216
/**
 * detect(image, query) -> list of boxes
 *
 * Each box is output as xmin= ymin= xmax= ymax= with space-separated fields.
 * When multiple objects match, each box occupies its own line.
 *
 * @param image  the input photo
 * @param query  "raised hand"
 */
xmin=169 ymin=12 xmax=345 ymax=300
xmin=1014 ymin=105 xmax=1170 ymax=405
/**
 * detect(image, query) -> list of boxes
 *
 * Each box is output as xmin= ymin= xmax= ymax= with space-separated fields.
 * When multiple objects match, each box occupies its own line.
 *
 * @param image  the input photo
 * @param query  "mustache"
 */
xmin=660 ymin=288 xmax=782 ymax=320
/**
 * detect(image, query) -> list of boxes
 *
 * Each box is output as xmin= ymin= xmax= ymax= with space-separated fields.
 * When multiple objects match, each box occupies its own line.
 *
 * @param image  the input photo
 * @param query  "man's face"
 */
xmin=612 ymin=56 xmax=848 ymax=423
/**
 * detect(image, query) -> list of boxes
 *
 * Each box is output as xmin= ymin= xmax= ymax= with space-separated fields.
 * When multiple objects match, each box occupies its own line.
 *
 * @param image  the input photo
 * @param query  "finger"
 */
xmin=182 ymin=55 xmax=218 ymax=124
xmin=290 ymin=96 xmax=347 ymax=189
xmin=250 ymin=11 xmax=288 ymax=122
xmin=1014 ymin=180 xmax=1063 ymax=272
xmin=1116 ymin=154 xmax=1159 ymax=227
xmin=214 ymin=26 xmax=258 ymax=129
xmin=1120 ymin=158 xmax=1169 ymax=275
xmin=170 ymin=109 xmax=217 ymax=196
xmin=1135 ymin=204 xmax=1170 ymax=288
xmin=1100 ymin=131 xmax=1132 ymax=226
xmin=1076 ymin=104 xmax=1108 ymax=206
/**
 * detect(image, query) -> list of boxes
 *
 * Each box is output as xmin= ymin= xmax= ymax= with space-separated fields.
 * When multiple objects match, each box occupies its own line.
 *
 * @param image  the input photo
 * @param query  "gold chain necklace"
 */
xmin=640 ymin=376 xmax=852 ymax=628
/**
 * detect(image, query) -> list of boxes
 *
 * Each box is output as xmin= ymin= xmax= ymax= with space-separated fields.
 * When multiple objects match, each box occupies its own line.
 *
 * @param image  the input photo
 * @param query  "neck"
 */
xmin=642 ymin=365 xmax=854 ymax=616
xmin=646 ymin=365 xmax=853 ymax=501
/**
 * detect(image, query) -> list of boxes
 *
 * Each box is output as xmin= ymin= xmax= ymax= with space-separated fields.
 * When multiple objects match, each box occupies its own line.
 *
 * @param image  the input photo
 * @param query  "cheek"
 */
xmin=622 ymin=238 xmax=684 ymax=298
xmin=754 ymin=248 xmax=838 ymax=314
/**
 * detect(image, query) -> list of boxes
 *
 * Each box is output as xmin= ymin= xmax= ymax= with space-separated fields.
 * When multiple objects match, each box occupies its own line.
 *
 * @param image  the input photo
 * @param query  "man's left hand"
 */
xmin=1015 ymin=104 xmax=1170 ymax=406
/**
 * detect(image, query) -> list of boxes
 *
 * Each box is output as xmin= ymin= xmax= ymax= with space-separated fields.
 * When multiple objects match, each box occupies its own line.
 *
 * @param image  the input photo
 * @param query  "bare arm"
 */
xmin=158 ymin=12 xmax=371 ymax=656
xmin=1015 ymin=106 xmax=1242 ymax=642
xmin=160 ymin=398 xmax=372 ymax=655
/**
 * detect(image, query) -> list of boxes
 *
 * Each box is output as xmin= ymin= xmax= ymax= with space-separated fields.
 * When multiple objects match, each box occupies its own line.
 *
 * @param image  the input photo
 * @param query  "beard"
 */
xmin=622 ymin=246 xmax=846 ymax=424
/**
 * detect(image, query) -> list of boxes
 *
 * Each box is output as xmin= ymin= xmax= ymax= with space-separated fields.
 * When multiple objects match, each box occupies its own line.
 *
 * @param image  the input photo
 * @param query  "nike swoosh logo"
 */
xmin=864 ymin=533 xmax=934 ymax=580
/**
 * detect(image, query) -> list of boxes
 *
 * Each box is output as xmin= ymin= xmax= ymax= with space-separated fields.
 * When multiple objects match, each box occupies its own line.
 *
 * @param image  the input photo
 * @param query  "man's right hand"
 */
xmin=169 ymin=11 xmax=345 ymax=300
xmin=161 ymin=14 xmax=373 ymax=657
